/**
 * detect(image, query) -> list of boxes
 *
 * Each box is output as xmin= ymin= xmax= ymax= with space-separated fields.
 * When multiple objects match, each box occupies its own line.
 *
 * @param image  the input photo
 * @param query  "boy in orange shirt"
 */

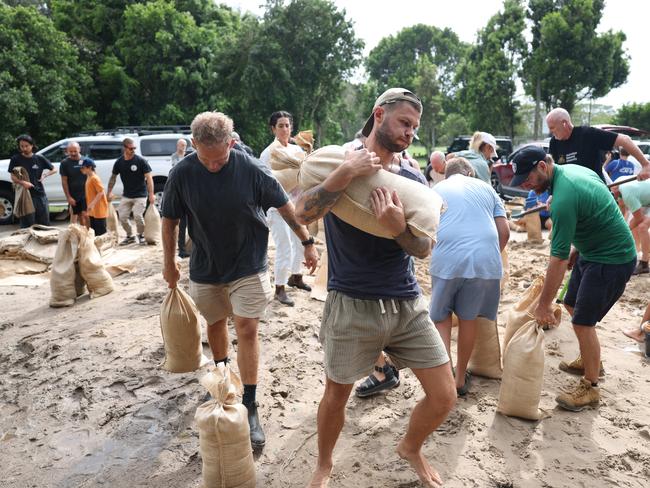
xmin=81 ymin=160 xmax=108 ymax=236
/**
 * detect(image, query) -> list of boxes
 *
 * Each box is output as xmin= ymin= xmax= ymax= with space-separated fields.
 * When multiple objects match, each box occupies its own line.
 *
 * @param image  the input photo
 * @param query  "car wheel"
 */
xmin=0 ymin=188 xmax=15 ymax=225
xmin=154 ymin=182 xmax=165 ymax=212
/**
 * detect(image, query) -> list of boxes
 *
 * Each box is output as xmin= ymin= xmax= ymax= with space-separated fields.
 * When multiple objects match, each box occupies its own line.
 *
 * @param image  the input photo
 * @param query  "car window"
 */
xmin=448 ymin=140 xmax=469 ymax=153
xmin=140 ymin=138 xmax=192 ymax=157
xmin=41 ymin=145 xmax=68 ymax=163
xmin=89 ymin=143 xmax=123 ymax=160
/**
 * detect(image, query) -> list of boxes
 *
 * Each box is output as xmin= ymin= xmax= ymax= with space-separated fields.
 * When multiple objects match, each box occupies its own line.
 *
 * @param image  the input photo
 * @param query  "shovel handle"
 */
xmin=607 ymin=176 xmax=637 ymax=188
xmin=512 ymin=205 xmax=545 ymax=219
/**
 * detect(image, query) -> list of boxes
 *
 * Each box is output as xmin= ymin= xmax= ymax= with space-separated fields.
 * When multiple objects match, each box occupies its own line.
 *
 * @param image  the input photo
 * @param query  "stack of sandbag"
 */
xmin=160 ymin=286 xmax=203 ymax=373
xmin=11 ymin=167 xmax=35 ymax=219
xmin=70 ymin=224 xmax=114 ymax=299
xmin=195 ymin=366 xmax=256 ymax=488
xmin=497 ymin=277 xmax=561 ymax=420
xmin=299 ymin=145 xmax=444 ymax=240
xmin=107 ymin=203 xmax=120 ymax=243
xmin=50 ymin=228 xmax=82 ymax=307
xmin=143 ymin=204 xmax=162 ymax=245
xmin=270 ymin=140 xmax=306 ymax=193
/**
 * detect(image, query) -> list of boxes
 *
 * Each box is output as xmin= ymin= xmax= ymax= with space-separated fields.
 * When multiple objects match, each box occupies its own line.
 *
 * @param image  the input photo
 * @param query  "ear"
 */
xmin=374 ymin=106 xmax=385 ymax=126
xmin=228 ymin=138 xmax=236 ymax=149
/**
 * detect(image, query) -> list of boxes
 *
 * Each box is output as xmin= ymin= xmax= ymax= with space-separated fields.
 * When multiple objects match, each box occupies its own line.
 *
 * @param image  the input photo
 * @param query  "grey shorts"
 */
xmin=319 ymin=291 xmax=449 ymax=384
xmin=189 ymin=271 xmax=273 ymax=324
xmin=429 ymin=276 xmax=501 ymax=323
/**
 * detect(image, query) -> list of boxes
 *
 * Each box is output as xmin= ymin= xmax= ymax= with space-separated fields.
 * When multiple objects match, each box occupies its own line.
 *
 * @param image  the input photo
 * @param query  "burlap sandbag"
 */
xmin=144 ymin=204 xmax=162 ymax=245
xmin=467 ymin=317 xmax=502 ymax=379
xmin=71 ymin=225 xmax=114 ymax=298
xmin=49 ymin=228 xmax=79 ymax=308
xmin=299 ymin=145 xmax=443 ymax=240
xmin=74 ymin=262 xmax=87 ymax=297
xmin=160 ymin=287 xmax=203 ymax=373
xmin=523 ymin=212 xmax=543 ymax=242
xmin=195 ymin=366 xmax=256 ymax=488
xmin=107 ymin=203 xmax=120 ymax=241
xmin=272 ymin=168 xmax=300 ymax=192
xmin=294 ymin=130 xmax=314 ymax=154
xmin=497 ymin=320 xmax=546 ymax=420
xmin=504 ymin=277 xmax=562 ymax=352
xmin=269 ymin=142 xmax=305 ymax=170
xmin=12 ymin=168 xmax=35 ymax=218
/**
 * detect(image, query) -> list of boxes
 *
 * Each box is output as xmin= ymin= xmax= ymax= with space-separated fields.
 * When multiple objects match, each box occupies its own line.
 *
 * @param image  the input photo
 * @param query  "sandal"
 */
xmin=355 ymin=364 xmax=400 ymax=398
xmin=456 ymin=371 xmax=472 ymax=397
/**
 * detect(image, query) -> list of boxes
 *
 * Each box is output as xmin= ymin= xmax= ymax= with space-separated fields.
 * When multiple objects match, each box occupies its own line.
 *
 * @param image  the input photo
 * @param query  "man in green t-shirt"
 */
xmin=612 ymin=178 xmax=650 ymax=275
xmin=511 ymin=146 xmax=637 ymax=412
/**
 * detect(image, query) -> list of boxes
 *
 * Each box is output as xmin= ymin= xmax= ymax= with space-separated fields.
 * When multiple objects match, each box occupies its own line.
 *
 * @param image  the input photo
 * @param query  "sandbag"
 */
xmin=160 ymin=287 xmax=203 ymax=373
xmin=195 ymin=366 xmax=256 ymax=488
xmin=49 ymin=228 xmax=79 ymax=308
xmin=272 ymin=168 xmax=300 ymax=192
xmin=294 ymin=130 xmax=314 ymax=154
xmin=107 ymin=203 xmax=120 ymax=242
xmin=270 ymin=142 xmax=305 ymax=170
xmin=497 ymin=320 xmax=546 ymax=420
xmin=504 ymin=277 xmax=562 ymax=352
xmin=523 ymin=212 xmax=542 ymax=242
xmin=74 ymin=262 xmax=87 ymax=297
xmin=143 ymin=204 xmax=162 ymax=245
xmin=12 ymin=167 xmax=35 ymax=218
xmin=299 ymin=145 xmax=443 ymax=240
xmin=28 ymin=225 xmax=60 ymax=244
xmin=71 ymin=225 xmax=114 ymax=298
xmin=467 ymin=317 xmax=502 ymax=379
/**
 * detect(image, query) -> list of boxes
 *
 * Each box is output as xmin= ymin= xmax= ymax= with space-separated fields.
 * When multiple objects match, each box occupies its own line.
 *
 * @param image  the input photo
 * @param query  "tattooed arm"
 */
xmin=294 ymin=149 xmax=381 ymax=225
xmin=393 ymin=228 xmax=433 ymax=259
xmin=107 ymin=173 xmax=118 ymax=200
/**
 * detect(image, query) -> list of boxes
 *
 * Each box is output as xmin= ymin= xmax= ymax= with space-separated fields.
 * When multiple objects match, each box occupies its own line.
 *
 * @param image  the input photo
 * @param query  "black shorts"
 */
xmin=564 ymin=256 xmax=636 ymax=326
xmin=70 ymin=197 xmax=87 ymax=215
xmin=89 ymin=217 xmax=107 ymax=237
xmin=540 ymin=215 xmax=550 ymax=228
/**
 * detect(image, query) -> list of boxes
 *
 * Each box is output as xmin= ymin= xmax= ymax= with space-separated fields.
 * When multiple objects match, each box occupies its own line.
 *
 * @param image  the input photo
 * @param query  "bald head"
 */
xmin=546 ymin=108 xmax=573 ymax=140
xmin=430 ymin=151 xmax=445 ymax=172
xmin=67 ymin=141 xmax=81 ymax=160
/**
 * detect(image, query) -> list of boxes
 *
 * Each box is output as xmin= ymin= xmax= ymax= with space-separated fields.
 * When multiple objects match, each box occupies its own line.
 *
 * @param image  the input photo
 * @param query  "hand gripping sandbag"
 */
xmin=143 ymin=204 xmax=162 ymax=245
xmin=467 ymin=317 xmax=502 ymax=379
xmin=195 ymin=366 xmax=256 ymax=488
xmin=299 ymin=145 xmax=443 ymax=240
xmin=49 ymin=228 xmax=80 ymax=308
xmin=160 ymin=287 xmax=203 ymax=373
xmin=12 ymin=167 xmax=35 ymax=218
xmin=497 ymin=320 xmax=548 ymax=420
xmin=70 ymin=224 xmax=114 ymax=298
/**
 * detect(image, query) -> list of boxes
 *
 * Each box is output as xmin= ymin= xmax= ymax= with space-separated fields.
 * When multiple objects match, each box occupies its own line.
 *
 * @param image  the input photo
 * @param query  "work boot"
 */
xmin=119 ymin=235 xmax=135 ymax=246
xmin=275 ymin=285 xmax=294 ymax=307
xmin=287 ymin=274 xmax=312 ymax=292
xmin=555 ymin=378 xmax=600 ymax=411
xmin=558 ymin=355 xmax=605 ymax=377
xmin=246 ymin=402 xmax=266 ymax=449
xmin=633 ymin=260 xmax=649 ymax=275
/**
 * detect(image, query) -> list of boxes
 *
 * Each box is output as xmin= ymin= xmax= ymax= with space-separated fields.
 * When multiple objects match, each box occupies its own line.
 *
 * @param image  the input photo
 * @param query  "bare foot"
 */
xmin=397 ymin=441 xmax=443 ymax=487
xmin=307 ymin=465 xmax=331 ymax=488
xmin=622 ymin=327 xmax=644 ymax=343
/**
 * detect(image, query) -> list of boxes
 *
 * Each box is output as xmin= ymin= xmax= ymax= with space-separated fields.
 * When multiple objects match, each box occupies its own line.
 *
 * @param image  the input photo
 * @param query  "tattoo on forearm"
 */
xmin=108 ymin=174 xmax=117 ymax=192
xmin=394 ymin=228 xmax=432 ymax=259
xmin=302 ymin=187 xmax=342 ymax=221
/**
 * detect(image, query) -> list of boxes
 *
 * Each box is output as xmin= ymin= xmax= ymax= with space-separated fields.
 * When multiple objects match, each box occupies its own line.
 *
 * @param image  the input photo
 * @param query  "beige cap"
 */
xmin=361 ymin=88 xmax=422 ymax=137
xmin=479 ymin=132 xmax=498 ymax=159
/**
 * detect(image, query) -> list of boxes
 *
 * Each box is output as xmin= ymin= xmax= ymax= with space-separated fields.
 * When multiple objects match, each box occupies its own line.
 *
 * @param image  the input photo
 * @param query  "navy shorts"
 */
xmin=70 ymin=196 xmax=87 ymax=215
xmin=429 ymin=276 xmax=501 ymax=323
xmin=564 ymin=256 xmax=636 ymax=326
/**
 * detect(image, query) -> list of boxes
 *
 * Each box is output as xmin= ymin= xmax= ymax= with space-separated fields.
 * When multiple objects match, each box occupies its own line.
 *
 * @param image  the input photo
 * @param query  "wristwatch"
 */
xmin=301 ymin=236 xmax=315 ymax=247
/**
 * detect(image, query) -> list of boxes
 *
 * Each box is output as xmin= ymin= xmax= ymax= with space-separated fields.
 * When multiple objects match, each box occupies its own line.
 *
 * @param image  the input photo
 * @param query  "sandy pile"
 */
xmin=0 ymin=227 xmax=649 ymax=488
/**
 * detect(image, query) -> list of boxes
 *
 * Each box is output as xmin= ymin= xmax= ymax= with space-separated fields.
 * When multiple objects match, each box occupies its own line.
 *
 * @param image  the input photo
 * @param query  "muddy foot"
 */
xmin=397 ymin=441 xmax=443 ymax=487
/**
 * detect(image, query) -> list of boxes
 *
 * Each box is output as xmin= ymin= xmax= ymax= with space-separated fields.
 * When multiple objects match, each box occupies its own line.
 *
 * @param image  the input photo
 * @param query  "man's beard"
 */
xmin=535 ymin=177 xmax=551 ymax=194
xmin=375 ymin=125 xmax=408 ymax=153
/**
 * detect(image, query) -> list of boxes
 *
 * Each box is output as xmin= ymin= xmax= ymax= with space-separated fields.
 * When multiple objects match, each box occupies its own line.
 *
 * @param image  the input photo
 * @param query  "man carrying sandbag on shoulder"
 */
xmin=511 ymin=146 xmax=637 ymax=412
xmin=161 ymin=111 xmax=319 ymax=450
xmin=295 ymin=88 xmax=455 ymax=488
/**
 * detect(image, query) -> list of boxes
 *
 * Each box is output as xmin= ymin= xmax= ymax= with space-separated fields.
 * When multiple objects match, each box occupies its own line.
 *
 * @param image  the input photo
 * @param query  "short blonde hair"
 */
xmin=445 ymin=157 xmax=475 ymax=178
xmin=191 ymin=112 xmax=234 ymax=145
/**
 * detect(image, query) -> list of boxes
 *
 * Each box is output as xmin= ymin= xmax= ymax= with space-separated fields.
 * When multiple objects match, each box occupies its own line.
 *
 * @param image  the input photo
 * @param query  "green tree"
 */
xmin=457 ymin=0 xmax=526 ymax=138
xmin=522 ymin=0 xmax=628 ymax=136
xmin=0 ymin=4 xmax=94 ymax=156
xmin=438 ymin=114 xmax=470 ymax=148
xmin=614 ymin=103 xmax=650 ymax=131
xmin=412 ymin=57 xmax=443 ymax=154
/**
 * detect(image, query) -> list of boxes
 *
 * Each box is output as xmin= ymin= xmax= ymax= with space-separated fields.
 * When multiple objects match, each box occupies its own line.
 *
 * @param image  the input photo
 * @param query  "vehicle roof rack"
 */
xmin=73 ymin=125 xmax=191 ymax=137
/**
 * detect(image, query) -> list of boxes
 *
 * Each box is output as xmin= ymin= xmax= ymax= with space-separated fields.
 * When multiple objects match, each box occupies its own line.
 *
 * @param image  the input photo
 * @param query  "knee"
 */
xmin=236 ymin=320 xmax=258 ymax=342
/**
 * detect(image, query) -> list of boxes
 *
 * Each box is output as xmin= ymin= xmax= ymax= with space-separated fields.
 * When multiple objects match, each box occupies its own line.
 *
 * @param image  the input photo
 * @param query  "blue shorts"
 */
xmin=564 ymin=257 xmax=636 ymax=326
xmin=429 ymin=276 xmax=501 ymax=323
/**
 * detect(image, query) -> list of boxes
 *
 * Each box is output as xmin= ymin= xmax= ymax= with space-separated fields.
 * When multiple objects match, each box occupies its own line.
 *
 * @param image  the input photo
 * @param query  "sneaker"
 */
xmin=246 ymin=402 xmax=265 ymax=449
xmin=555 ymin=378 xmax=600 ymax=411
xmin=137 ymin=234 xmax=146 ymax=245
xmin=558 ymin=355 xmax=605 ymax=377
xmin=119 ymin=236 xmax=135 ymax=246
xmin=633 ymin=261 xmax=649 ymax=275
xmin=355 ymin=364 xmax=400 ymax=398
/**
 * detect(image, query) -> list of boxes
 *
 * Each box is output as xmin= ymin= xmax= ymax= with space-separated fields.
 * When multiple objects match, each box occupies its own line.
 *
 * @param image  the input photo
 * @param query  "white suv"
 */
xmin=0 ymin=131 xmax=193 ymax=224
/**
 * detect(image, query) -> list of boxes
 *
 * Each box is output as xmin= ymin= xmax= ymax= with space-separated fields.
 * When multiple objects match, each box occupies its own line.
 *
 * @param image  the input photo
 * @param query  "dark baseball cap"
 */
xmin=81 ymin=158 xmax=96 ymax=168
xmin=510 ymin=145 xmax=547 ymax=187
xmin=361 ymin=88 xmax=422 ymax=137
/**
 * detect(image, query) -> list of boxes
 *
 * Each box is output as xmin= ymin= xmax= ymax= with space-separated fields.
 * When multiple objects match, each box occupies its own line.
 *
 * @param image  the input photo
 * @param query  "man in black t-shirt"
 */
xmin=546 ymin=108 xmax=650 ymax=183
xmin=107 ymin=138 xmax=154 ymax=245
xmin=59 ymin=141 xmax=91 ymax=226
xmin=161 ymin=111 xmax=318 ymax=450
xmin=8 ymin=134 xmax=57 ymax=227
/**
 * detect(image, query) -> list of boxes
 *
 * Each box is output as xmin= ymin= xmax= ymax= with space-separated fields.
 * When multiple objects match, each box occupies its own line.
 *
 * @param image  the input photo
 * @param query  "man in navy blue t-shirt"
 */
xmin=296 ymin=88 xmax=455 ymax=488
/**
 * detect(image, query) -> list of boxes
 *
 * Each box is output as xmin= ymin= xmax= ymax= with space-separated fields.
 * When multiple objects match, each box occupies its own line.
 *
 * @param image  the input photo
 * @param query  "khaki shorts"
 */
xmin=189 ymin=271 xmax=273 ymax=324
xmin=319 ymin=291 xmax=449 ymax=384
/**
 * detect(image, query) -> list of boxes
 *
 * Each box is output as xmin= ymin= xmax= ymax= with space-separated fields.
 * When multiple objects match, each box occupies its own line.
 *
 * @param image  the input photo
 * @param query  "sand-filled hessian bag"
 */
xmin=467 ymin=317 xmax=502 ymax=379
xmin=143 ymin=204 xmax=162 ymax=245
xmin=49 ymin=228 xmax=79 ymax=307
xmin=160 ymin=287 xmax=203 ymax=373
xmin=299 ymin=145 xmax=443 ymax=240
xmin=195 ymin=366 xmax=256 ymax=488
xmin=71 ymin=225 xmax=114 ymax=298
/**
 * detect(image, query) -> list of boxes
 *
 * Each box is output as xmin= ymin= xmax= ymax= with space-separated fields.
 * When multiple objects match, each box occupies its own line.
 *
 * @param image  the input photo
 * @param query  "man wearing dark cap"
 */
xmin=295 ymin=88 xmax=455 ymax=488
xmin=8 ymin=135 xmax=57 ymax=227
xmin=511 ymin=146 xmax=637 ymax=412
